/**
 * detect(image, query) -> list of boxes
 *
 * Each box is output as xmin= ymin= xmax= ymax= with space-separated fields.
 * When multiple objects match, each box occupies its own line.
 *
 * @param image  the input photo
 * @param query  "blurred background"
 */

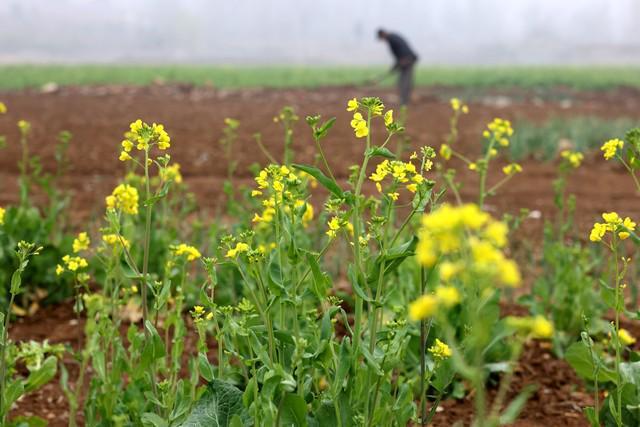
xmin=2 ymin=0 xmax=640 ymax=65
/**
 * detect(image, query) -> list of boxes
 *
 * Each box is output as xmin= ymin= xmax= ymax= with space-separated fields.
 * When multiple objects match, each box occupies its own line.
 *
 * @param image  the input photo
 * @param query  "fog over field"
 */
xmin=2 ymin=0 xmax=640 ymax=65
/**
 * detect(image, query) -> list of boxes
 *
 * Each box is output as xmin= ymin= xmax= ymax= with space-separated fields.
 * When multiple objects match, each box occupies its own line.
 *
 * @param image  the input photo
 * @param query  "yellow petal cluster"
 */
xmin=350 ymin=113 xmax=369 ymax=138
xmin=173 ymin=243 xmax=202 ymax=261
xmin=601 ymin=138 xmax=623 ymax=160
xmin=106 ymin=184 xmax=139 ymax=215
xmin=72 ymin=232 xmax=90 ymax=253
xmin=589 ymin=212 xmax=636 ymax=242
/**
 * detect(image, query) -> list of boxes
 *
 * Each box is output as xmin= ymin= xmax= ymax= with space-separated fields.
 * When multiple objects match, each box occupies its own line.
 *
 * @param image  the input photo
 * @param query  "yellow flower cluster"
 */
xmin=601 ymin=138 xmax=623 ymax=160
xmin=450 ymin=98 xmax=469 ymax=114
xmin=0 ymin=206 xmax=5 ymax=225
xmin=428 ymin=338 xmax=452 ymax=360
xmin=618 ymin=328 xmax=636 ymax=346
xmin=106 ymin=184 xmax=139 ymax=215
xmin=17 ymin=120 xmax=30 ymax=134
xmin=439 ymin=144 xmax=452 ymax=161
xmin=326 ymin=217 xmax=343 ymax=238
xmin=560 ymin=150 xmax=584 ymax=168
xmin=506 ymin=315 xmax=554 ymax=339
xmin=408 ymin=285 xmax=460 ymax=321
xmin=102 ymin=233 xmax=130 ymax=249
xmin=502 ymin=163 xmax=523 ymax=176
xmin=173 ymin=243 xmax=202 ymax=261
xmin=191 ymin=305 xmax=214 ymax=323
xmin=120 ymin=119 xmax=171 ymax=160
xmin=56 ymin=255 xmax=89 ymax=275
xmin=369 ymin=159 xmax=425 ymax=194
xmin=416 ymin=204 xmax=520 ymax=287
xmin=255 ymin=165 xmax=297 ymax=194
xmin=160 ymin=163 xmax=183 ymax=184
xmin=72 ymin=232 xmax=90 ymax=253
xmin=350 ymin=113 xmax=369 ymax=138
xmin=226 ymin=242 xmax=250 ymax=258
xmin=589 ymin=212 xmax=636 ymax=242
xmin=482 ymin=118 xmax=514 ymax=147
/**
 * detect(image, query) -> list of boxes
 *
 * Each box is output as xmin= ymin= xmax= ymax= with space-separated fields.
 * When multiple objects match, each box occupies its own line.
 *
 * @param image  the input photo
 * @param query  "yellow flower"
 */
xmin=601 ymin=139 xmax=623 ymax=160
xmin=507 ymin=315 xmax=553 ymax=339
xmin=384 ymin=110 xmax=394 ymax=127
xmin=173 ymin=243 xmax=202 ymax=261
xmin=619 ymin=217 xmax=636 ymax=240
xmin=502 ymin=163 xmax=522 ymax=176
xmin=0 ymin=207 xmax=5 ymax=225
xmin=439 ymin=144 xmax=452 ymax=160
xmin=428 ymin=338 xmax=452 ymax=360
xmin=55 ymin=264 xmax=64 ymax=275
xmin=531 ymin=316 xmax=554 ymax=338
xmin=387 ymin=192 xmax=399 ymax=201
xmin=560 ymin=150 xmax=583 ymax=168
xmin=409 ymin=295 xmax=438 ymax=321
xmin=450 ymin=98 xmax=461 ymax=111
xmin=206 ymin=312 xmax=214 ymax=321
xmin=17 ymin=120 xmax=31 ymax=134
xmin=346 ymin=98 xmax=358 ymax=112
xmin=121 ymin=139 xmax=134 ymax=152
xmin=72 ymin=232 xmax=91 ymax=253
xmin=484 ymin=118 xmax=513 ymax=146
xmin=498 ymin=259 xmax=521 ymax=287
xmin=350 ymin=113 xmax=369 ymax=138
xmin=589 ymin=223 xmax=607 ymax=242
xmin=102 ymin=233 xmax=130 ymax=249
xmin=62 ymin=255 xmax=88 ymax=272
xmin=484 ymin=221 xmax=508 ymax=247
xmin=468 ymin=163 xmax=477 ymax=171
xmin=160 ymin=164 xmax=183 ymax=184
xmin=0 ymin=102 xmax=6 ymax=114
xmin=119 ymin=151 xmax=132 ymax=162
xmin=106 ymin=184 xmax=139 ymax=215
xmin=435 ymin=286 xmax=460 ymax=307
xmin=439 ymin=262 xmax=458 ymax=281
xmin=225 ymin=242 xmax=250 ymax=258
xmin=462 ymin=105 xmax=469 ymax=114
xmin=618 ymin=328 xmax=636 ymax=346
xmin=326 ymin=217 xmax=342 ymax=238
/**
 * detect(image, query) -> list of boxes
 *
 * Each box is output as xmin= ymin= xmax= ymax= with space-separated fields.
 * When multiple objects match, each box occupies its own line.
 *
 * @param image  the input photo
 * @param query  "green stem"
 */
xmin=351 ymin=111 xmax=372 ymax=356
xmin=0 ymin=292 xmax=16 ymax=424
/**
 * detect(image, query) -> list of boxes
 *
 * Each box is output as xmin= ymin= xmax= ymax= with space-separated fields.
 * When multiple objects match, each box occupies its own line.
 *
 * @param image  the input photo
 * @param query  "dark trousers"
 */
xmin=398 ymin=65 xmax=414 ymax=106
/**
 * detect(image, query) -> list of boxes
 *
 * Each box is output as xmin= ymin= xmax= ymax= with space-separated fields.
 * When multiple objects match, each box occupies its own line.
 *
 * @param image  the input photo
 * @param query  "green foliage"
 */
xmin=3 ymin=65 xmax=640 ymax=91
xmin=509 ymin=116 xmax=639 ymax=160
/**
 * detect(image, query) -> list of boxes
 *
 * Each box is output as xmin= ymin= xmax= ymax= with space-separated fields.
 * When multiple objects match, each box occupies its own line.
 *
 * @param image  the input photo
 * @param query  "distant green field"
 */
xmin=1 ymin=65 xmax=640 ymax=91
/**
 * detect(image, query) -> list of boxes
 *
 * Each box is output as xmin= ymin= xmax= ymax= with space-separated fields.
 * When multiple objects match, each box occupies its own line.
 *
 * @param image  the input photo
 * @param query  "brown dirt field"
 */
xmin=3 ymin=84 xmax=640 ymax=425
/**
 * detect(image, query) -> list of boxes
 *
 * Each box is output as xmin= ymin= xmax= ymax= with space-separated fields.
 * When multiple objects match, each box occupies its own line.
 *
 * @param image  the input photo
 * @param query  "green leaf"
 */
xmin=333 ymin=338 xmax=351 ymax=396
xmin=24 ymin=356 xmax=57 ymax=393
xmin=348 ymin=265 xmax=373 ymax=303
xmin=306 ymin=252 xmax=330 ymax=300
xmin=199 ymin=352 xmax=215 ymax=382
xmin=366 ymin=146 xmax=396 ymax=159
xmin=279 ymin=393 xmax=308 ymax=427
xmin=315 ymin=117 xmax=336 ymax=139
xmin=140 ymin=321 xmax=166 ymax=371
xmin=181 ymin=380 xmax=249 ymax=427
xmin=141 ymin=413 xmax=168 ymax=427
xmin=8 ymin=415 xmax=47 ymax=427
xmin=565 ymin=341 xmax=617 ymax=383
xmin=499 ymin=384 xmax=536 ymax=424
xmin=10 ymin=270 xmax=22 ymax=294
xmin=292 ymin=164 xmax=343 ymax=197
xmin=4 ymin=380 xmax=24 ymax=412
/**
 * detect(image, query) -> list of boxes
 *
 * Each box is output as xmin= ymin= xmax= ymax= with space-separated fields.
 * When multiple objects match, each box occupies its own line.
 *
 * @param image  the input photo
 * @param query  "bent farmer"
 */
xmin=377 ymin=28 xmax=418 ymax=106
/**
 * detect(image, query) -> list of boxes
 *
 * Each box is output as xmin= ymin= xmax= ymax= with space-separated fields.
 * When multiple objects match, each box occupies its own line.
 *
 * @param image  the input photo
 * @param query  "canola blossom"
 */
xmin=589 ymin=211 xmax=636 ymax=242
xmin=72 ymin=232 xmax=90 ymax=253
xmin=601 ymin=138 xmax=623 ymax=160
xmin=106 ymin=184 xmax=139 ymax=215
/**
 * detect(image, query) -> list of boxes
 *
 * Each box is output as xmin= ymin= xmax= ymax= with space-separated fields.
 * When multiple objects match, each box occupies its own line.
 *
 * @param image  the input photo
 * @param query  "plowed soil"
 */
xmin=3 ymin=83 xmax=640 ymax=426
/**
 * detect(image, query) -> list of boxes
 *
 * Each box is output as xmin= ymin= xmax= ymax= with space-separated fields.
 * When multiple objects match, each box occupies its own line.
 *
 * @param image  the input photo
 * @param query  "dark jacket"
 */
xmin=385 ymin=33 xmax=418 ymax=70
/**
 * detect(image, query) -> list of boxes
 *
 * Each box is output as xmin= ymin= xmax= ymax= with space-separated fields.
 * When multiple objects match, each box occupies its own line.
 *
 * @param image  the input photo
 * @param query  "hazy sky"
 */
xmin=2 ymin=0 xmax=640 ymax=65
